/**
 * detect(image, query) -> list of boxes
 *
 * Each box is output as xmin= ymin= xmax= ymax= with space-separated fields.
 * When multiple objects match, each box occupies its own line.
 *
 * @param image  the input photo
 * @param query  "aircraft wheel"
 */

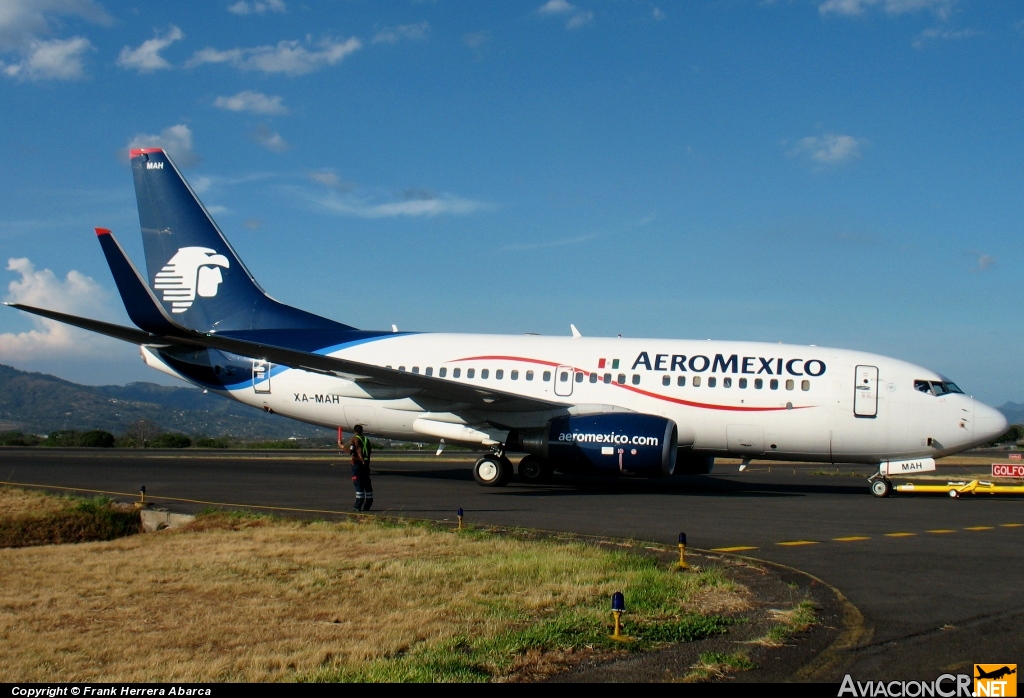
xmin=518 ymin=455 xmax=554 ymax=484
xmin=870 ymin=478 xmax=891 ymax=498
xmin=474 ymin=455 xmax=510 ymax=487
xmin=948 ymin=488 xmax=960 ymax=499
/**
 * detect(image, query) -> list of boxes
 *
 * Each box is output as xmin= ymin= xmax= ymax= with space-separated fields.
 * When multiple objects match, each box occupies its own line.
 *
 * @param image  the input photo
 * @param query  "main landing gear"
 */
xmin=517 ymin=454 xmax=554 ymax=484
xmin=472 ymin=451 xmax=554 ymax=487
xmin=473 ymin=453 xmax=514 ymax=487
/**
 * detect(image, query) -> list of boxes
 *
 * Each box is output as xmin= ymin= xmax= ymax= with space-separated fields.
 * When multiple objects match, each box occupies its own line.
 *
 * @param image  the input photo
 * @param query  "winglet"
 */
xmin=570 ymin=324 xmax=582 ymax=339
xmin=95 ymin=228 xmax=185 ymax=336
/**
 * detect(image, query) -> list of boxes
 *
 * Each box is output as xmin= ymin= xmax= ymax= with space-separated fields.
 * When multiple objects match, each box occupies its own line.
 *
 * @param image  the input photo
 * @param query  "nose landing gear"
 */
xmin=869 ymin=475 xmax=892 ymax=498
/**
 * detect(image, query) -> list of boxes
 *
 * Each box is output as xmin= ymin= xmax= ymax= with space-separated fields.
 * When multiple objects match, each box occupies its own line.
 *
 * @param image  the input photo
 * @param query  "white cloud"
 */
xmin=0 ymin=0 xmax=111 ymax=80
xmin=0 ymin=257 xmax=113 ymax=361
xmin=116 ymin=25 xmax=183 ymax=73
xmin=214 ymin=90 xmax=288 ymax=115
xmin=309 ymin=187 xmax=491 ymax=219
xmin=126 ymin=124 xmax=199 ymax=167
xmin=227 ymin=0 xmax=286 ymax=15
xmin=0 ymin=0 xmax=112 ymax=51
xmin=372 ymin=22 xmax=430 ymax=45
xmin=789 ymin=133 xmax=864 ymax=166
xmin=819 ymin=0 xmax=955 ymax=18
xmin=463 ymin=31 xmax=489 ymax=49
xmin=307 ymin=170 xmax=352 ymax=193
xmin=251 ymin=124 xmax=288 ymax=152
xmin=652 ymin=8 xmax=666 ymax=21
xmin=566 ymin=11 xmax=594 ymax=29
xmin=1 ymin=36 xmax=92 ymax=80
xmin=912 ymin=26 xmax=979 ymax=48
xmin=500 ymin=233 xmax=597 ymax=252
xmin=186 ymin=37 xmax=362 ymax=76
xmin=967 ymin=251 xmax=994 ymax=273
xmin=537 ymin=1 xmax=594 ymax=30
xmin=538 ymin=0 xmax=575 ymax=15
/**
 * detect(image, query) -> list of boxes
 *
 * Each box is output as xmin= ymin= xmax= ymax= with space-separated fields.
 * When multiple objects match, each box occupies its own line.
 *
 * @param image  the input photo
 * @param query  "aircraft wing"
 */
xmin=5 ymin=301 xmax=564 ymax=413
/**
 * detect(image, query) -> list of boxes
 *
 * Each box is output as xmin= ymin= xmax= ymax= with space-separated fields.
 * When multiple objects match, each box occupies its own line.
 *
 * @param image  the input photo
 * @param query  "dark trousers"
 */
xmin=351 ymin=464 xmax=373 ymax=510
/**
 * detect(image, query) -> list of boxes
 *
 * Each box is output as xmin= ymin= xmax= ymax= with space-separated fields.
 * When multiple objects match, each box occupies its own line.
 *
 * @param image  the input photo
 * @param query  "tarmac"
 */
xmin=1 ymin=447 xmax=1021 ymax=682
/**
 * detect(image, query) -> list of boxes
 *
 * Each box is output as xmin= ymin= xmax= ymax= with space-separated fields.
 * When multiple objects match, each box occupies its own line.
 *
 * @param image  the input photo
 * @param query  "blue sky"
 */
xmin=0 ymin=0 xmax=1021 ymax=406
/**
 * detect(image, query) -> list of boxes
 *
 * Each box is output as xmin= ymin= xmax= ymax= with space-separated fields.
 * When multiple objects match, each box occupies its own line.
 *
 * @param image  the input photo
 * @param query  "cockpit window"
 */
xmin=915 ymin=380 xmax=964 ymax=396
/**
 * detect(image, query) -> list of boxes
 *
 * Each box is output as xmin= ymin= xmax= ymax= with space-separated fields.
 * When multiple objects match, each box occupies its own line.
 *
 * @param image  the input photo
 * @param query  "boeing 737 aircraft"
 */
xmin=6 ymin=148 xmax=1009 ymax=496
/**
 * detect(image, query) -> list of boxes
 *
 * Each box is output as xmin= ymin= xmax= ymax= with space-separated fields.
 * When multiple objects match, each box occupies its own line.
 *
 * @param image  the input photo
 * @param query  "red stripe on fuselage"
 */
xmin=453 ymin=355 xmax=812 ymax=413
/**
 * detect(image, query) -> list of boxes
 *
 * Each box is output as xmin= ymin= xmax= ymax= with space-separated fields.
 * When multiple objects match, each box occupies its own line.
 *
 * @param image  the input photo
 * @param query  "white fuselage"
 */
xmin=146 ymin=334 xmax=1005 ymax=464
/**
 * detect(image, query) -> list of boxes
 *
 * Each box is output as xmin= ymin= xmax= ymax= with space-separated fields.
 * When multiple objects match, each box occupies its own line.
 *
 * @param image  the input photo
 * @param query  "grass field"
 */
xmin=0 ymin=487 xmax=748 ymax=683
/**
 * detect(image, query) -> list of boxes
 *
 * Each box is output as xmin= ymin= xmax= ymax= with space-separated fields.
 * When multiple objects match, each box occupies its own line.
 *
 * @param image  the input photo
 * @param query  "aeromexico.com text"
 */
xmin=632 ymin=352 xmax=827 ymax=376
xmin=558 ymin=432 xmax=660 ymax=447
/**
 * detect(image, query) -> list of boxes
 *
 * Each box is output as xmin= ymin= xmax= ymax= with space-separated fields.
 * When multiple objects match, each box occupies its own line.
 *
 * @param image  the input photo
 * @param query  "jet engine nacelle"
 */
xmin=511 ymin=414 xmax=678 ymax=477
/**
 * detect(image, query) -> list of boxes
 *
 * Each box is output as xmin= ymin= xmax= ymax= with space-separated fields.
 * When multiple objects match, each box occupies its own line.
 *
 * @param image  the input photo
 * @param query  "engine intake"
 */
xmin=510 ymin=413 xmax=678 ymax=476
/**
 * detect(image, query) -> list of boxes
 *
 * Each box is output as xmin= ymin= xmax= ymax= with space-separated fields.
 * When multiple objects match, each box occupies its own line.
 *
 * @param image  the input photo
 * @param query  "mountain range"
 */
xmin=0 ymin=364 xmax=330 ymax=439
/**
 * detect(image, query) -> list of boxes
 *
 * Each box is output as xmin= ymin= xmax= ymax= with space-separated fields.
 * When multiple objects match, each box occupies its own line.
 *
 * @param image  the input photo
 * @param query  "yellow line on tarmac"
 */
xmin=927 ymin=529 xmax=957 ymax=534
xmin=885 ymin=532 xmax=916 ymax=537
xmin=964 ymin=526 xmax=994 ymax=531
xmin=777 ymin=540 xmax=819 ymax=546
xmin=710 ymin=546 xmax=758 ymax=552
xmin=999 ymin=523 xmax=1023 ymax=528
xmin=833 ymin=536 xmax=870 ymax=542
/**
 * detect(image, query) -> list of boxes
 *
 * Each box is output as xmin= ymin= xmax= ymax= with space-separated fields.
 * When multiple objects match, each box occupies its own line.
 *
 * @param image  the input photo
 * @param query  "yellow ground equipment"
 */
xmin=895 ymin=479 xmax=1024 ymax=498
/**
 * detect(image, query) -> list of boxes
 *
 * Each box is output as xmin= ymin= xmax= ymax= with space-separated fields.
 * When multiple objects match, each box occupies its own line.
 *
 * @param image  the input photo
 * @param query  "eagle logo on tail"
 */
xmin=153 ymin=247 xmax=230 ymax=313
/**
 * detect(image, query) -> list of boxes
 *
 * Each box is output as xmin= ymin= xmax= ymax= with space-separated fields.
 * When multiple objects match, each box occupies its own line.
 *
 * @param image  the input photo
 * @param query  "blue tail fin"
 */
xmin=130 ymin=148 xmax=351 ymax=332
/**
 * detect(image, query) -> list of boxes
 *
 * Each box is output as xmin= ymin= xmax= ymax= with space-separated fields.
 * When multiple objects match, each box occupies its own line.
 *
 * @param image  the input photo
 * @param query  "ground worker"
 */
xmin=349 ymin=424 xmax=373 ymax=511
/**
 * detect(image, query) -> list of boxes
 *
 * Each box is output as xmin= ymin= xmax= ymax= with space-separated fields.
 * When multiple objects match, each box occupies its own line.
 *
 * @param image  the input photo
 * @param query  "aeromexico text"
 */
xmin=631 ymin=352 xmax=827 ymax=377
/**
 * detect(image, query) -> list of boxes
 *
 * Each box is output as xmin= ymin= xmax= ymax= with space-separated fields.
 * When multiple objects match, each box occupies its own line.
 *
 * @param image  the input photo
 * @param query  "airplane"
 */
xmin=6 ymin=148 xmax=1010 ymax=497
xmin=975 ymin=666 xmax=1016 ymax=681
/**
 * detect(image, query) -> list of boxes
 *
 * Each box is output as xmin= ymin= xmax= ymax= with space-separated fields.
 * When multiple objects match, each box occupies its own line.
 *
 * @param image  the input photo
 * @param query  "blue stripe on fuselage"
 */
xmin=211 ymin=329 xmax=414 ymax=391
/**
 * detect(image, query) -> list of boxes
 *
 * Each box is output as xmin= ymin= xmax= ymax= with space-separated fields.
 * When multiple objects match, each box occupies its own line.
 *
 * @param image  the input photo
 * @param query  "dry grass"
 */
xmin=0 ymin=509 xmax=744 ymax=683
xmin=0 ymin=487 xmax=76 ymax=518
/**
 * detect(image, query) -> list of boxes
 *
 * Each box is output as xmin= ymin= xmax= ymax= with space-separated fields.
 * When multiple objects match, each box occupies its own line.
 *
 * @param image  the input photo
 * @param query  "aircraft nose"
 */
xmin=974 ymin=399 xmax=1009 ymax=445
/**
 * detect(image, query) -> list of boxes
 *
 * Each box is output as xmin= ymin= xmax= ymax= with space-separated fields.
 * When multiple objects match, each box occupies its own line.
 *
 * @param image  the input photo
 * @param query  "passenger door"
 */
xmin=854 ymin=365 xmax=878 ymax=417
